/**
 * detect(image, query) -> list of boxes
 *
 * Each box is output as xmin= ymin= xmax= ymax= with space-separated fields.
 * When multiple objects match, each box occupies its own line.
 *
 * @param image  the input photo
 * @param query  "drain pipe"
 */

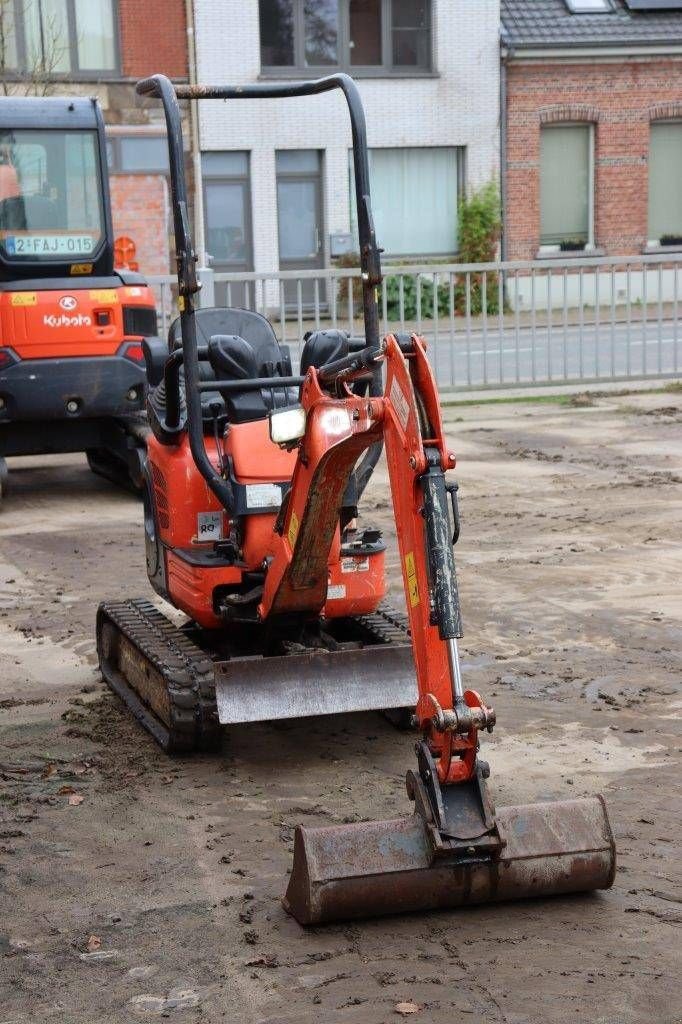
xmin=185 ymin=0 xmax=206 ymax=271
xmin=499 ymin=30 xmax=512 ymax=264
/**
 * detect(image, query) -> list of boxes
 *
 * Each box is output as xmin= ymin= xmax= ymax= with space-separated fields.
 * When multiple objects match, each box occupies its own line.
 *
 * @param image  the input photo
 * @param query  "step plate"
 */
xmin=215 ymin=644 xmax=417 ymax=724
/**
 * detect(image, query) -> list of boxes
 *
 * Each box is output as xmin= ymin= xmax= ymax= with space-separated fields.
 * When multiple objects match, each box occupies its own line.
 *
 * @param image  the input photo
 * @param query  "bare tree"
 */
xmin=0 ymin=0 xmax=70 ymax=97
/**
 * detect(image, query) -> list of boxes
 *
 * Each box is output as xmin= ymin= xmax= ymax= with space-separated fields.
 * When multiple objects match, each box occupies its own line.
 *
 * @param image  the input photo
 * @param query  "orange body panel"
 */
xmin=150 ymin=432 xmax=228 ymax=549
xmin=148 ymin=433 xmax=240 ymax=629
xmin=149 ymin=416 xmax=386 ymax=628
xmin=324 ymin=547 xmax=386 ymax=617
xmin=224 ymin=418 xmax=297 ymax=568
xmin=0 ymin=283 xmax=156 ymax=358
xmin=165 ymin=550 xmax=240 ymax=630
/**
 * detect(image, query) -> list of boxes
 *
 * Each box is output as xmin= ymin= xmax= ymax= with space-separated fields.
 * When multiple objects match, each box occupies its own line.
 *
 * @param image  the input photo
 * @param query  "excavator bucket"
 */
xmin=284 ymin=794 xmax=616 ymax=925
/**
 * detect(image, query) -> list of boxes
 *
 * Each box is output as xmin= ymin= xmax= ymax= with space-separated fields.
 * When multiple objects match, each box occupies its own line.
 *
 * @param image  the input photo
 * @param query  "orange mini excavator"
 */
xmin=97 ymin=74 xmax=615 ymax=925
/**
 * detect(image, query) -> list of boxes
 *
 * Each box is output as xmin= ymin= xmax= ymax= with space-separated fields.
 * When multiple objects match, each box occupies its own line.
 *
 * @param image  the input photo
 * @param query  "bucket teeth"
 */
xmin=284 ymin=795 xmax=616 ymax=926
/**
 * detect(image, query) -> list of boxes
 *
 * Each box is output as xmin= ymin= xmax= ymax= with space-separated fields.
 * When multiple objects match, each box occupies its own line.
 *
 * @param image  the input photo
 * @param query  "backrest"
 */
xmin=168 ymin=307 xmax=287 ymax=377
xmin=167 ymin=307 xmax=293 ymax=425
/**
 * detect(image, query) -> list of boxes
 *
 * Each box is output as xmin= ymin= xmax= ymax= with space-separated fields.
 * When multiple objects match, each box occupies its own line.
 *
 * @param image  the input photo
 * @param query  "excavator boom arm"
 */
xmin=281 ymin=335 xmax=615 ymax=926
xmin=261 ymin=334 xmax=487 ymax=785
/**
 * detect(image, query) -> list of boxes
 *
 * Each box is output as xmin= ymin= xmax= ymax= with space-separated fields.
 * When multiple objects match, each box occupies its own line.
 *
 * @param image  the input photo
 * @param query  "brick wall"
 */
xmin=505 ymin=58 xmax=682 ymax=260
xmin=119 ymin=0 xmax=188 ymax=79
xmin=110 ymin=175 xmax=170 ymax=278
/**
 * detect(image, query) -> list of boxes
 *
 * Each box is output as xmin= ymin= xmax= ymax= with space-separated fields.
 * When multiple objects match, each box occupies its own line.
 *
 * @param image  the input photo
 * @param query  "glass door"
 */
xmin=276 ymin=150 xmax=325 ymax=309
xmin=202 ymin=152 xmax=253 ymax=307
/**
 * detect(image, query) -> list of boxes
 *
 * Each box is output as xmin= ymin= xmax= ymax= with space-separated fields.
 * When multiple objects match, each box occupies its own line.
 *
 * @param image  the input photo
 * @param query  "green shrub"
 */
xmin=454 ymin=180 xmax=502 ymax=316
xmin=381 ymin=274 xmax=449 ymax=321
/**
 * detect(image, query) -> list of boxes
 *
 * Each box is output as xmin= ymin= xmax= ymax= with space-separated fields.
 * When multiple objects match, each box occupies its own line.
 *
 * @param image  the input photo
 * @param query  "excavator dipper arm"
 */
xmin=261 ymin=333 xmax=497 ymax=850
xmin=280 ymin=334 xmax=615 ymax=925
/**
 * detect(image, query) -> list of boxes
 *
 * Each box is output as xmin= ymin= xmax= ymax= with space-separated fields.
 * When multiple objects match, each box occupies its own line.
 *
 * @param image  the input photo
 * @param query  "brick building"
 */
xmin=193 ymin=0 xmax=500 ymax=301
xmin=501 ymin=0 xmax=682 ymax=263
xmin=0 ymin=0 xmax=189 ymax=277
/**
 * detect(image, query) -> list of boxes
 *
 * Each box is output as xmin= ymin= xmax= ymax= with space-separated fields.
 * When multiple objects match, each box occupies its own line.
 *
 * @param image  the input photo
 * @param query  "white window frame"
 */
xmin=259 ymin=0 xmax=434 ymax=77
xmin=349 ymin=145 xmax=465 ymax=259
xmin=647 ymin=119 xmax=682 ymax=248
xmin=565 ymin=0 xmax=612 ymax=13
xmin=538 ymin=122 xmax=595 ymax=255
xmin=1 ymin=0 xmax=120 ymax=78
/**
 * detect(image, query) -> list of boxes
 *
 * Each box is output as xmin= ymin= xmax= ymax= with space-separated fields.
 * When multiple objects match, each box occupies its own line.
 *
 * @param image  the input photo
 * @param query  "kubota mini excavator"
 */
xmin=0 ymin=96 xmax=158 ymax=497
xmin=97 ymin=74 xmax=615 ymax=925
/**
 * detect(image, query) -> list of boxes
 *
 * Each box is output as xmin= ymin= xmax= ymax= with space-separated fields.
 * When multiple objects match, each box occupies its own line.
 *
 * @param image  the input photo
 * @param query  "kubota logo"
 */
xmin=43 ymin=313 xmax=92 ymax=328
xmin=59 ymin=295 xmax=78 ymax=311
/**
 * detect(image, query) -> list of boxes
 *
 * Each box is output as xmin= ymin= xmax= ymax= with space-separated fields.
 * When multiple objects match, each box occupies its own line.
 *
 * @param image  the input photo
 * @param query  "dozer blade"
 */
xmin=215 ymin=644 xmax=417 ymax=724
xmin=284 ymin=795 xmax=615 ymax=925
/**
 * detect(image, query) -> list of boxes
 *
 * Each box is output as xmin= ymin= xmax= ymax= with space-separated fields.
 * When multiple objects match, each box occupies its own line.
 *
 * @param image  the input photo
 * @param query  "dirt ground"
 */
xmin=0 ymin=389 xmax=680 ymax=1024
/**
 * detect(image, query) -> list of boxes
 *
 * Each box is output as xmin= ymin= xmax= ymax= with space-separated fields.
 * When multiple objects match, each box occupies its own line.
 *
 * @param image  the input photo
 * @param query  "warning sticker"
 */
xmin=405 ymin=551 xmax=420 ymax=607
xmin=389 ymin=376 xmax=411 ymax=431
xmin=288 ymin=509 xmax=299 ymax=549
xmin=197 ymin=511 xmax=223 ymax=541
xmin=341 ymin=557 xmax=370 ymax=574
xmin=10 ymin=292 xmax=36 ymax=306
xmin=246 ymin=483 xmax=282 ymax=509
xmin=327 ymin=584 xmax=347 ymax=601
xmin=89 ymin=289 xmax=118 ymax=303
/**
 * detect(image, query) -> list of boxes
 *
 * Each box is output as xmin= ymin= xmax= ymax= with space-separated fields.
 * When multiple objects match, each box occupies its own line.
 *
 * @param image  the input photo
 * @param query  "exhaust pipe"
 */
xmin=284 ymin=795 xmax=615 ymax=926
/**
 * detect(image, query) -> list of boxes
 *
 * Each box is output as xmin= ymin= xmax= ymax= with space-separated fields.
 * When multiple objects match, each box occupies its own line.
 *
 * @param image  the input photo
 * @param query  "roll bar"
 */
xmin=136 ymin=73 xmax=384 ymax=513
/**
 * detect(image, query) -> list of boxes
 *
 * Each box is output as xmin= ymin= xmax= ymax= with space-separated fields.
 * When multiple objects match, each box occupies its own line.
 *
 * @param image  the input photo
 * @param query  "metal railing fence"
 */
xmin=148 ymin=252 xmax=682 ymax=390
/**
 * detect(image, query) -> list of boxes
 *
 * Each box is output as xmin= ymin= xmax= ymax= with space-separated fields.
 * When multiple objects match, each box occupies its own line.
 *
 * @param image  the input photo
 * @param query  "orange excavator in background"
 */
xmin=0 ymin=96 xmax=157 ymax=498
xmin=97 ymin=74 xmax=615 ymax=924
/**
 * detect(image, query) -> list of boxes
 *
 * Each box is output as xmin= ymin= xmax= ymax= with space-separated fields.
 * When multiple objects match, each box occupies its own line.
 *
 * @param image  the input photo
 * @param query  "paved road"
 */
xmin=402 ymin=320 xmax=682 ymax=388
xmin=283 ymin=319 xmax=682 ymax=388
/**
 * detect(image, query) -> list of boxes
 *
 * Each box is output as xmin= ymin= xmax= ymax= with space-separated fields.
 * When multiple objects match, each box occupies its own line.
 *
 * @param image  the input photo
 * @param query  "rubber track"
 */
xmin=97 ymin=598 xmax=220 ymax=754
xmin=97 ymin=598 xmax=410 ymax=755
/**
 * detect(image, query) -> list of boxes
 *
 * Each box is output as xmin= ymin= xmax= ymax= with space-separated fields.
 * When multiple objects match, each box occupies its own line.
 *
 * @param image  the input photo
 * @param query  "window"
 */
xmin=0 ymin=128 xmax=104 ymax=262
xmin=649 ymin=123 xmax=682 ymax=244
xmin=540 ymin=124 xmax=593 ymax=249
xmin=351 ymin=147 xmax=463 ymax=257
xmin=0 ymin=0 xmax=118 ymax=76
xmin=202 ymin=152 xmax=252 ymax=272
xmin=564 ymin=0 xmax=612 ymax=12
xmin=107 ymin=136 xmax=169 ymax=175
xmin=259 ymin=0 xmax=432 ymax=74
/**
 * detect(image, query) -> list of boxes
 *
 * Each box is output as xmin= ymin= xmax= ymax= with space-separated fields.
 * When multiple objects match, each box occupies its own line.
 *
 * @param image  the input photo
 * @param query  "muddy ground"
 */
xmin=0 ymin=390 xmax=680 ymax=1024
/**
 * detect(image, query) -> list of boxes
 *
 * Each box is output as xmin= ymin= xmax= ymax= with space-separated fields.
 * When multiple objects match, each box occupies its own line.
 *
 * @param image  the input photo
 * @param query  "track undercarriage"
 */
xmin=97 ymin=599 xmax=414 ymax=754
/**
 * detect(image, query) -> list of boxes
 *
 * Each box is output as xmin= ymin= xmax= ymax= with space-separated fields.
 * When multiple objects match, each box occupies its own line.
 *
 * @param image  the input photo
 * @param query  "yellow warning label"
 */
xmin=288 ymin=510 xmax=299 ymax=549
xmin=89 ymin=289 xmax=118 ymax=303
xmin=10 ymin=292 xmax=37 ymax=306
xmin=70 ymin=263 xmax=93 ymax=275
xmin=178 ymin=296 xmax=186 ymax=312
xmin=405 ymin=551 xmax=420 ymax=607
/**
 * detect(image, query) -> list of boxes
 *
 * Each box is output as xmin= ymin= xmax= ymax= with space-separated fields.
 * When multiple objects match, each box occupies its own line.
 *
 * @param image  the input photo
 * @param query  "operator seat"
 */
xmin=167 ymin=307 xmax=294 ymax=426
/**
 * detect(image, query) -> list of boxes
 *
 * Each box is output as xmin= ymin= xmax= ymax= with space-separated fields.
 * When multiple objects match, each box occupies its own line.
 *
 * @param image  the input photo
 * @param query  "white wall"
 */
xmin=194 ymin=0 xmax=501 ymax=277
